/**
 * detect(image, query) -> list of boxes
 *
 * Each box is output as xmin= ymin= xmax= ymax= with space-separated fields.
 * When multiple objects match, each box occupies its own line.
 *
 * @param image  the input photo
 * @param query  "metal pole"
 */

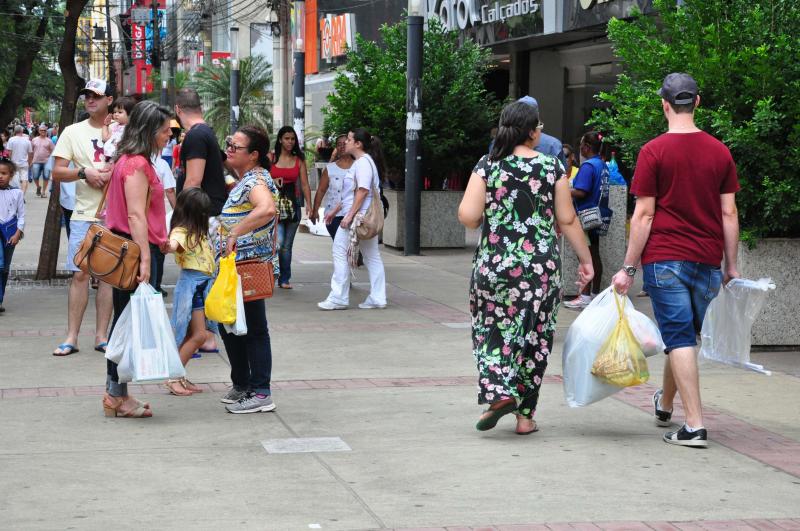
xmin=404 ymin=14 xmax=423 ymax=255
xmin=151 ymin=0 xmax=160 ymax=72
xmin=230 ymin=26 xmax=239 ymax=135
xmin=292 ymin=1 xmax=306 ymax=145
xmin=105 ymin=0 xmax=115 ymax=90
xmin=230 ymin=60 xmax=239 ymax=134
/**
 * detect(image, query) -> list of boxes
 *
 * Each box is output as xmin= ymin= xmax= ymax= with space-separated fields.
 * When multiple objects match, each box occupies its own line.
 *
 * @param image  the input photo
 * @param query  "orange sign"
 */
xmin=320 ymin=13 xmax=355 ymax=62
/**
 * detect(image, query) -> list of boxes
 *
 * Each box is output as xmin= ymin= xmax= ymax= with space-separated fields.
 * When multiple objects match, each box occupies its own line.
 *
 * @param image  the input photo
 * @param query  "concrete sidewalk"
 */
xmin=1 ymin=197 xmax=799 ymax=530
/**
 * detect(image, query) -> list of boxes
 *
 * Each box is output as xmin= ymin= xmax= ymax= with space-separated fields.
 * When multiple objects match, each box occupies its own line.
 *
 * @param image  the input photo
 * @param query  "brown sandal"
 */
xmin=515 ymin=416 xmax=539 ymax=435
xmin=181 ymin=378 xmax=203 ymax=393
xmin=165 ymin=379 xmax=193 ymax=396
xmin=102 ymin=394 xmax=153 ymax=418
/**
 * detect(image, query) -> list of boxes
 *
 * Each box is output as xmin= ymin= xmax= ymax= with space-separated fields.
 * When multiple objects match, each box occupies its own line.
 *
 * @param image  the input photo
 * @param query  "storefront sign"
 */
xmin=320 ymin=13 xmax=355 ymax=62
xmin=429 ymin=0 xmax=539 ymax=31
xmin=564 ymin=0 xmax=652 ymax=31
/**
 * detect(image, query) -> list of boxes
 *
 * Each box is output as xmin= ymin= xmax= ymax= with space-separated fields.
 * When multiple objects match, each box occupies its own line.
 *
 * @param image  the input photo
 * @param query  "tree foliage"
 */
xmin=588 ymin=0 xmax=800 ymax=239
xmin=193 ymin=55 xmax=273 ymax=145
xmin=324 ymin=17 xmax=500 ymax=188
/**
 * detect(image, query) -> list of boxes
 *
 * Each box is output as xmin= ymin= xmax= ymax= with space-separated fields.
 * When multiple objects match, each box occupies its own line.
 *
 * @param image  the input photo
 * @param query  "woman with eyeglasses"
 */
xmin=269 ymin=126 xmax=312 ymax=289
xmin=216 ymin=126 xmax=280 ymax=414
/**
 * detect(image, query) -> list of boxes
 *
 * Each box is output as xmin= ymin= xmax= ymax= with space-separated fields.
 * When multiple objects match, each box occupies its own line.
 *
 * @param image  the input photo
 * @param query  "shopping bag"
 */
xmin=562 ymin=286 xmax=663 ymax=407
xmin=223 ymin=274 xmax=248 ymax=336
xmin=105 ymin=303 xmax=132 ymax=364
xmin=205 ymin=252 xmax=237 ymax=324
xmin=591 ymin=291 xmax=650 ymax=387
xmin=118 ymin=283 xmax=186 ymax=383
xmin=700 ymin=277 xmax=775 ymax=374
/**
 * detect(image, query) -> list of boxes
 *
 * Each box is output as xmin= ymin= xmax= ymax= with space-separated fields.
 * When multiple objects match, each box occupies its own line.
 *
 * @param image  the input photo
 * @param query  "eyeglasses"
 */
xmin=225 ymin=140 xmax=247 ymax=152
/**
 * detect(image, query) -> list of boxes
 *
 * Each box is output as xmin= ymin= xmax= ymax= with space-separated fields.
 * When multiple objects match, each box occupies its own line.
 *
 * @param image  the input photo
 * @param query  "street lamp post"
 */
xmin=230 ymin=26 xmax=240 ymax=135
xmin=404 ymin=0 xmax=424 ymax=255
xmin=160 ymin=60 xmax=169 ymax=105
xmin=292 ymin=1 xmax=305 ymax=146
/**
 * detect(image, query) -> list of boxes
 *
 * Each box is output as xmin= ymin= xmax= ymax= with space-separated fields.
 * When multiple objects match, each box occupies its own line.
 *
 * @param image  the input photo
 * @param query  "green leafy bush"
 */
xmin=588 ymin=0 xmax=800 ymax=239
xmin=324 ymin=17 xmax=500 ymax=188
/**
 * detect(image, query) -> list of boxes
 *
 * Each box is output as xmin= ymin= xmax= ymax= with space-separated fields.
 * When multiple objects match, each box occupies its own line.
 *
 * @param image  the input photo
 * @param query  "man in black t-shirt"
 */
xmin=174 ymin=88 xmax=227 ymax=216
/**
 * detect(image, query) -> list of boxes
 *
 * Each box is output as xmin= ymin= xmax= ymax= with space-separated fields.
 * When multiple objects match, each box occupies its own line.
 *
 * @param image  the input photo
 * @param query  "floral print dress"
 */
xmin=470 ymin=154 xmax=564 ymax=419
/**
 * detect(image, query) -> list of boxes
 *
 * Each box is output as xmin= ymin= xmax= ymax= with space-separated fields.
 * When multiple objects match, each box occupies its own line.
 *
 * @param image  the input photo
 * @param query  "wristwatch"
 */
xmin=623 ymin=265 xmax=637 ymax=277
xmin=77 ymin=168 xmax=87 ymax=180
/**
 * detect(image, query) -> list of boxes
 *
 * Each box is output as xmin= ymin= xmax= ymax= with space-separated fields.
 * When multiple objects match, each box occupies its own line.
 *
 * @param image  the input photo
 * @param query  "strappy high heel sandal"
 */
xmin=102 ymin=394 xmax=153 ymax=418
xmin=165 ymin=379 xmax=193 ymax=396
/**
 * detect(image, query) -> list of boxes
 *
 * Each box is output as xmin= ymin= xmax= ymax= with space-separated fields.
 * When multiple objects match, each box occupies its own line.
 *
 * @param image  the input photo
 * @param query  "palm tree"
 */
xmin=193 ymin=55 xmax=273 ymax=144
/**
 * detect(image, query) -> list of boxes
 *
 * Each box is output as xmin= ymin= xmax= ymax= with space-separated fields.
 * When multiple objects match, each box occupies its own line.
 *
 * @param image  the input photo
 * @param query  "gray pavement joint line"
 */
xmin=273 ymin=412 xmax=388 ymax=529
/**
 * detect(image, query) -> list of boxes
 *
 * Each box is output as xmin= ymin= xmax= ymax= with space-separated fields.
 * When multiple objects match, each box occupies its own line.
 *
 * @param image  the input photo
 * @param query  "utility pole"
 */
xmin=105 ymin=0 xmax=115 ymax=91
xmin=151 ymin=0 xmax=160 ymax=73
xmin=292 ymin=1 xmax=305 ymax=145
xmin=404 ymin=0 xmax=424 ymax=255
xmin=230 ymin=26 xmax=239 ymax=135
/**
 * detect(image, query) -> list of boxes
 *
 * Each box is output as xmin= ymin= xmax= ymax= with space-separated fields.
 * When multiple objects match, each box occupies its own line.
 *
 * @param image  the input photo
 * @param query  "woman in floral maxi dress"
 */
xmin=459 ymin=102 xmax=594 ymax=435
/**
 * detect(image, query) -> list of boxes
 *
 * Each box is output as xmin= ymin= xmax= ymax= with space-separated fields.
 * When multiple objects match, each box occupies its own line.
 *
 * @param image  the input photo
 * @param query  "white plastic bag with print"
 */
xmin=700 ymin=278 xmax=775 ymax=374
xmin=562 ymin=286 xmax=665 ymax=407
xmin=223 ymin=274 xmax=248 ymax=336
xmin=105 ymin=303 xmax=132 ymax=365
xmin=118 ymin=283 xmax=186 ymax=383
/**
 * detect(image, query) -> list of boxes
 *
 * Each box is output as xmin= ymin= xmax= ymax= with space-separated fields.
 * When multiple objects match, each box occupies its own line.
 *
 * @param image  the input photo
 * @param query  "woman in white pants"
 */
xmin=318 ymin=128 xmax=387 ymax=310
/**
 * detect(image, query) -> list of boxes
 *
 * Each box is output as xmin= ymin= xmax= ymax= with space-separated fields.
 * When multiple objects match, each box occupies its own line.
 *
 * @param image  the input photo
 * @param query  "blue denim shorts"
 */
xmin=192 ymin=280 xmax=210 ymax=311
xmin=643 ymin=260 xmax=723 ymax=353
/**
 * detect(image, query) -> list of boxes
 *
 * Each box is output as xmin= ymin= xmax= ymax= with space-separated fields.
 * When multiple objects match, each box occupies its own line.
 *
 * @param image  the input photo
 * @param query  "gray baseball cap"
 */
xmin=658 ymin=73 xmax=698 ymax=105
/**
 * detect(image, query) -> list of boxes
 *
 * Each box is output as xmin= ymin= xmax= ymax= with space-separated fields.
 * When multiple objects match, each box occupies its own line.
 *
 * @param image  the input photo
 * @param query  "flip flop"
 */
xmin=475 ymin=400 xmax=517 ymax=431
xmin=53 ymin=343 xmax=79 ymax=356
xmin=279 ymin=283 xmax=293 ymax=289
xmin=191 ymin=352 xmax=202 ymax=359
xmin=197 ymin=348 xmax=219 ymax=353
xmin=516 ymin=421 xmax=539 ymax=436
xmin=94 ymin=342 xmax=108 ymax=353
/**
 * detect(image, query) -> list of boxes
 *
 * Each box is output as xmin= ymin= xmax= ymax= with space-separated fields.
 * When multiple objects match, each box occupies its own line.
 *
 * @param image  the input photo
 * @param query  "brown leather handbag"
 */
xmin=72 ymin=176 xmax=143 ymax=291
xmin=234 ymin=213 xmax=279 ymax=302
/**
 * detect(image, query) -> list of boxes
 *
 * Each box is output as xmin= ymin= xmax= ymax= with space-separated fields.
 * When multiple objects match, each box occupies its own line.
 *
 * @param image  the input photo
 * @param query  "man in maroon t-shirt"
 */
xmin=612 ymin=73 xmax=740 ymax=448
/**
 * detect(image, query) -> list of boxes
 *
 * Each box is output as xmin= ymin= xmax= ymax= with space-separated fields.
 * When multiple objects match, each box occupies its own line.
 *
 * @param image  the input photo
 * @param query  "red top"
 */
xmin=631 ymin=131 xmax=739 ymax=266
xmin=270 ymin=156 xmax=300 ymax=185
xmin=105 ymin=154 xmax=167 ymax=245
xmin=172 ymin=143 xmax=181 ymax=170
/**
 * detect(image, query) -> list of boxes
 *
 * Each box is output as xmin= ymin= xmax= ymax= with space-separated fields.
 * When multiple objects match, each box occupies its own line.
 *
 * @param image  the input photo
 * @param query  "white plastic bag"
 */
xmin=105 ymin=303 xmax=131 ymax=364
xmin=562 ymin=286 xmax=665 ymax=407
xmin=223 ymin=274 xmax=248 ymax=336
xmin=700 ymin=277 xmax=775 ymax=374
xmin=118 ymin=283 xmax=186 ymax=383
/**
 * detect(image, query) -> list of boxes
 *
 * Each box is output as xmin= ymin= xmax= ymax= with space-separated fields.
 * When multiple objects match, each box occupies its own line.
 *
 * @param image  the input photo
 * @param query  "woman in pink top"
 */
xmin=103 ymin=101 xmax=172 ymax=419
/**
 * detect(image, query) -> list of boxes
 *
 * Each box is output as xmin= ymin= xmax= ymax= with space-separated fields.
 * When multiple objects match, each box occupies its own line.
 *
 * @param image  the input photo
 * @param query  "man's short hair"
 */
xmin=13 ymin=125 xmax=23 ymax=134
xmin=175 ymin=88 xmax=202 ymax=112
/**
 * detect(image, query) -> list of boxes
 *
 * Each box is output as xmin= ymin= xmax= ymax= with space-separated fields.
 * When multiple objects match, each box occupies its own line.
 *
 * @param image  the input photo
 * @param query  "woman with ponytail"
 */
xmin=317 ymin=127 xmax=387 ymax=311
xmin=458 ymin=101 xmax=594 ymax=435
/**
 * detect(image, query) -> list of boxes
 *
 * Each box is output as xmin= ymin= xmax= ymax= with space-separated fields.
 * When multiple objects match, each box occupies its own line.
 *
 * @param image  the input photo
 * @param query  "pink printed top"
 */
xmin=105 ymin=154 xmax=167 ymax=245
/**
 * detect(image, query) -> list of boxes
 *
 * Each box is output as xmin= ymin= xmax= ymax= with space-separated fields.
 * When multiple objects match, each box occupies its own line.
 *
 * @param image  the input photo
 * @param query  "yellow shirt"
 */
xmin=52 ymin=120 xmax=107 ymax=222
xmin=170 ymin=227 xmax=215 ymax=276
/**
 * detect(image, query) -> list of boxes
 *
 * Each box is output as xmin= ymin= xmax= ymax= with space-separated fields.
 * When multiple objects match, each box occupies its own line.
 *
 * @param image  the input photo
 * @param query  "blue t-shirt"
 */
xmin=572 ymin=156 xmax=607 ymax=211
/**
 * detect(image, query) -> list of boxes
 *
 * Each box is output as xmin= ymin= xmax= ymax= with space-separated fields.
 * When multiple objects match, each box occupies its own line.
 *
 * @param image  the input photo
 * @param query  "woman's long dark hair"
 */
xmin=350 ymin=127 xmax=386 ymax=183
xmin=170 ymin=188 xmax=211 ymax=252
xmin=489 ymin=101 xmax=539 ymax=161
xmin=237 ymin=125 xmax=271 ymax=170
xmin=273 ymin=125 xmax=305 ymax=161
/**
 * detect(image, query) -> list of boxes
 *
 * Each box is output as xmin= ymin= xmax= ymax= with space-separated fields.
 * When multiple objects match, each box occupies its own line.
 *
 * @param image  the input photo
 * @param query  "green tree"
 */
xmin=324 ymin=17 xmax=500 ymax=188
xmin=588 ymin=0 xmax=800 ymax=240
xmin=193 ymin=55 xmax=273 ymax=144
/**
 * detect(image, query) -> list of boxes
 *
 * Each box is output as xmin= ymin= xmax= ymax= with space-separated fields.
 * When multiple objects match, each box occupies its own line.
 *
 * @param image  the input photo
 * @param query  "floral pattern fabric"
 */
xmin=470 ymin=154 xmax=564 ymax=418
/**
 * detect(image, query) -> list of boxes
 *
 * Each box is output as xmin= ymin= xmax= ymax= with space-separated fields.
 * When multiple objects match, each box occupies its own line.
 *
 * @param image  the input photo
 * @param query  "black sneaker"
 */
xmin=653 ymin=389 xmax=673 ymax=427
xmin=663 ymin=425 xmax=708 ymax=448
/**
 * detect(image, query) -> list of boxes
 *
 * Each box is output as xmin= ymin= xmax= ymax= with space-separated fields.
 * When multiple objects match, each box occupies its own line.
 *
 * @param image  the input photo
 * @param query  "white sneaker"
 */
xmin=358 ymin=301 xmax=387 ymax=309
xmin=317 ymin=300 xmax=348 ymax=311
xmin=563 ymin=294 xmax=593 ymax=310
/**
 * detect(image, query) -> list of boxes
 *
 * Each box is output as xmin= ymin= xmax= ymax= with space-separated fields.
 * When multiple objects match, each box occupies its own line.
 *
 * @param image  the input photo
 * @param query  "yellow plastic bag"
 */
xmin=591 ymin=290 xmax=650 ymax=387
xmin=205 ymin=252 xmax=238 ymax=324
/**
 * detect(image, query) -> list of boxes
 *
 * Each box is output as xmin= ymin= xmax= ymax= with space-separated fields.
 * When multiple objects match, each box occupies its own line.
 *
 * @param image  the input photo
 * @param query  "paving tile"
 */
xmin=699 ymin=521 xmax=755 ymax=530
xmin=596 ymin=522 xmax=653 ymax=531
xmin=644 ymin=523 xmax=680 ymax=531
xmin=771 ymin=520 xmax=800 ymax=530
xmin=496 ymin=525 xmax=549 ymax=531
xmin=2 ymin=388 xmax=38 ymax=398
xmin=741 ymin=520 xmax=783 ymax=530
